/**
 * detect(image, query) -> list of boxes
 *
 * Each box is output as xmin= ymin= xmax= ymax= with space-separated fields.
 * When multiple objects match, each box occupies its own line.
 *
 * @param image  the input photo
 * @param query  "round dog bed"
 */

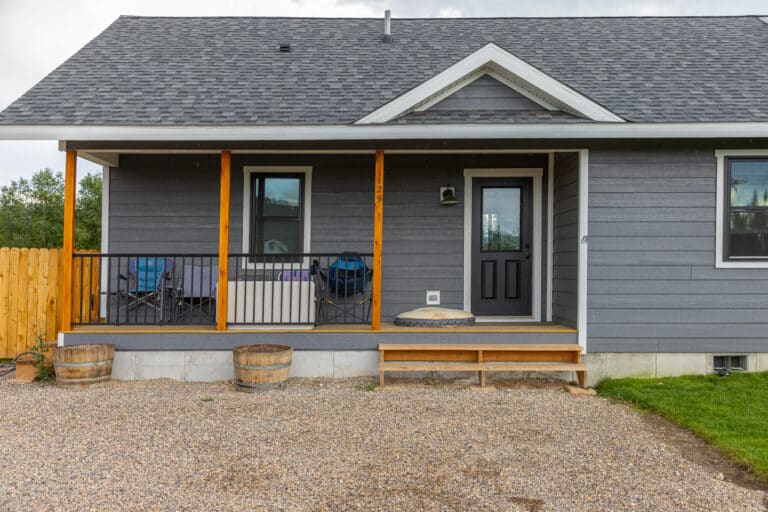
xmin=394 ymin=307 xmax=475 ymax=327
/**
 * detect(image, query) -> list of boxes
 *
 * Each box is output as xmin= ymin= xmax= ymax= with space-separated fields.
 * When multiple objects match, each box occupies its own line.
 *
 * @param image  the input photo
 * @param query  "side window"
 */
xmin=249 ymin=173 xmax=304 ymax=255
xmin=725 ymin=158 xmax=768 ymax=260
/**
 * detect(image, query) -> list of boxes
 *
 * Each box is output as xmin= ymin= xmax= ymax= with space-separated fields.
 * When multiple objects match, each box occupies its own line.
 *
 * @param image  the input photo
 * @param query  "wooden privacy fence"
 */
xmin=0 ymin=248 xmax=99 ymax=358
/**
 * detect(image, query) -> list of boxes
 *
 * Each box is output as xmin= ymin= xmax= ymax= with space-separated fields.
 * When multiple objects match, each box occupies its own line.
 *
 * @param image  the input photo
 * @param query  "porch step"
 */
xmin=378 ymin=343 xmax=586 ymax=388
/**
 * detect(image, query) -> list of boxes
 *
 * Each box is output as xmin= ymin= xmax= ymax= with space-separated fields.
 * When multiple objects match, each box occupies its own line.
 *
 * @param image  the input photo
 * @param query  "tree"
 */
xmin=0 ymin=168 xmax=101 ymax=249
xmin=75 ymin=173 xmax=102 ymax=250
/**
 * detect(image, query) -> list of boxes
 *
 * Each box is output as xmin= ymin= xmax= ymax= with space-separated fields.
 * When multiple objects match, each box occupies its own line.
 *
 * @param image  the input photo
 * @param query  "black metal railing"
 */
xmin=71 ymin=252 xmax=373 ymax=327
xmin=72 ymin=253 xmax=219 ymax=326
xmin=227 ymin=253 xmax=373 ymax=326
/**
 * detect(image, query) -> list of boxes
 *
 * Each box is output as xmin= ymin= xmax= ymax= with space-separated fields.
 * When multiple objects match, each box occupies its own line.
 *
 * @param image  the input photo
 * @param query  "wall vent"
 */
xmin=279 ymin=43 xmax=291 ymax=53
xmin=713 ymin=354 xmax=747 ymax=371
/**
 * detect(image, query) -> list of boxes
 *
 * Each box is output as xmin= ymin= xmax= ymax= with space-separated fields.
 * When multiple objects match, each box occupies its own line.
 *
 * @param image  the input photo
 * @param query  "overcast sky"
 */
xmin=1 ymin=0 xmax=767 ymax=186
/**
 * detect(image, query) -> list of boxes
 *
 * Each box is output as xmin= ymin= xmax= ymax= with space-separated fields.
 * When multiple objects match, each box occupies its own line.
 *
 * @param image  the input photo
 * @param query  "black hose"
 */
xmin=0 ymin=351 xmax=42 ymax=378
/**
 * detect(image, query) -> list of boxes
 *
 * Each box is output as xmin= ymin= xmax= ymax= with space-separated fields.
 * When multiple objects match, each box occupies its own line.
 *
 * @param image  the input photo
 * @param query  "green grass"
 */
xmin=200 ymin=396 xmax=215 ymax=402
xmin=354 ymin=382 xmax=377 ymax=392
xmin=598 ymin=372 xmax=768 ymax=479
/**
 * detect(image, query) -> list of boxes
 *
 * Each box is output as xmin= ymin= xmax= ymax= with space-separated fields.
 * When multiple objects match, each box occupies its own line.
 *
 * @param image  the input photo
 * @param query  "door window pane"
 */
xmin=264 ymin=177 xmax=301 ymax=216
xmin=730 ymin=161 xmax=768 ymax=207
xmin=481 ymin=187 xmax=521 ymax=251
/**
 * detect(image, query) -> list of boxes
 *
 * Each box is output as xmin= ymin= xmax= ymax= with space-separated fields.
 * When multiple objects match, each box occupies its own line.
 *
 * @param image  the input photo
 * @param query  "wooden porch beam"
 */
xmin=372 ymin=150 xmax=384 ymax=330
xmin=216 ymin=150 xmax=231 ymax=331
xmin=60 ymin=150 xmax=77 ymax=332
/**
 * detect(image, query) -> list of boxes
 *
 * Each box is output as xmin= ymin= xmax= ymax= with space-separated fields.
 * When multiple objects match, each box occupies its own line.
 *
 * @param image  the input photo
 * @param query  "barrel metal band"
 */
xmin=234 ymin=362 xmax=290 ymax=371
xmin=54 ymin=360 xmax=111 ymax=367
xmin=235 ymin=380 xmax=286 ymax=392
xmin=56 ymin=376 xmax=110 ymax=383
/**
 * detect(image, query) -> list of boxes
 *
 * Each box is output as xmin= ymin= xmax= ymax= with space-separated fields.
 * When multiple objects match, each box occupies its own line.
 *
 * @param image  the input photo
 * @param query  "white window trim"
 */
xmin=463 ymin=168 xmax=544 ymax=323
xmin=714 ymin=150 xmax=768 ymax=268
xmin=241 ymin=166 xmax=312 ymax=269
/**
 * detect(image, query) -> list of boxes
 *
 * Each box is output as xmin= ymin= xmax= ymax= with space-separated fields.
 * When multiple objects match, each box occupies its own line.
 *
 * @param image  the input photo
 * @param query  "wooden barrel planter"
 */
xmin=233 ymin=344 xmax=292 ymax=392
xmin=53 ymin=344 xmax=115 ymax=385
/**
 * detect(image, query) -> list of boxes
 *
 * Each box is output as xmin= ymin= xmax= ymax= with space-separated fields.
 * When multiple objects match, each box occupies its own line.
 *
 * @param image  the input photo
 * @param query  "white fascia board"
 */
xmin=4 ymin=122 xmax=768 ymax=142
xmin=355 ymin=43 xmax=624 ymax=123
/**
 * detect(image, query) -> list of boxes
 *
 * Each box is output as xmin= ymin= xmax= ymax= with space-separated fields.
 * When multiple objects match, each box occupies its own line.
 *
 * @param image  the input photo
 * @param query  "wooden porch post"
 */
xmin=216 ymin=150 xmax=231 ymax=331
xmin=60 ymin=150 xmax=77 ymax=332
xmin=372 ymin=150 xmax=384 ymax=330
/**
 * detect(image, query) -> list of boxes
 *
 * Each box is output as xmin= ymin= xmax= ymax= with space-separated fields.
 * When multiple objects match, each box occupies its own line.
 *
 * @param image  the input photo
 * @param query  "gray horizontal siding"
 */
xmin=552 ymin=153 xmax=579 ymax=328
xmin=109 ymin=154 xmax=221 ymax=253
xmin=429 ymin=74 xmax=546 ymax=112
xmin=587 ymin=148 xmax=768 ymax=353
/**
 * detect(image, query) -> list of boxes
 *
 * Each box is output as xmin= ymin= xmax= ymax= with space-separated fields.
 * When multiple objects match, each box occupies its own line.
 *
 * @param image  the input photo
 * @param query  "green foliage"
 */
xmin=29 ymin=335 xmax=54 ymax=383
xmin=354 ymin=382 xmax=378 ymax=392
xmin=599 ymin=372 xmax=768 ymax=479
xmin=0 ymin=168 xmax=101 ymax=249
xmin=75 ymin=173 xmax=102 ymax=250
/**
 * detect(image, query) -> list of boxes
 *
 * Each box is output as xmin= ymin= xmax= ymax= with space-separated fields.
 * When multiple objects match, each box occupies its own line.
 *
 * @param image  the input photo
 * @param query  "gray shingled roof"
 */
xmin=2 ymin=16 xmax=768 ymax=126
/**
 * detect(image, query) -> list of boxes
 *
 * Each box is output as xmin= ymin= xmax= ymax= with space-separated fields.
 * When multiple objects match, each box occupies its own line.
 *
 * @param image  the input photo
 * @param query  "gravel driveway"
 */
xmin=0 ymin=377 xmax=765 ymax=511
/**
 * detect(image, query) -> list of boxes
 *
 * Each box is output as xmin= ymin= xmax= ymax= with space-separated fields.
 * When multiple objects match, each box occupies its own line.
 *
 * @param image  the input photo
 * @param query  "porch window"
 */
xmin=724 ymin=158 xmax=768 ymax=260
xmin=248 ymin=173 xmax=305 ymax=255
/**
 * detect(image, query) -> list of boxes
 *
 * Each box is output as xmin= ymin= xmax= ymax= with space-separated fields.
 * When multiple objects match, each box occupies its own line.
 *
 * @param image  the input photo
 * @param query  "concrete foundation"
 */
xmin=108 ymin=350 xmax=768 ymax=386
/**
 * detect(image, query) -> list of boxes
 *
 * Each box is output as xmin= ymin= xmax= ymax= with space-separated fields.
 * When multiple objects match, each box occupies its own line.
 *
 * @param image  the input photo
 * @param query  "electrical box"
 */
xmin=426 ymin=290 xmax=441 ymax=305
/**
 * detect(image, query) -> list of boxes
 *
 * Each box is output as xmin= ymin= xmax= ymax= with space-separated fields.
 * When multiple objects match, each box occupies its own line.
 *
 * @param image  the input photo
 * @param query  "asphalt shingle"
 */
xmin=2 ymin=16 xmax=768 ymax=126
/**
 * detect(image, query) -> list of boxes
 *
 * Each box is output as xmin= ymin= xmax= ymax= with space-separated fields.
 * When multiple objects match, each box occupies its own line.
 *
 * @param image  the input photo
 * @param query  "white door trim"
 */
xmin=463 ymin=168 xmax=543 ymax=322
xmin=577 ymin=150 xmax=589 ymax=353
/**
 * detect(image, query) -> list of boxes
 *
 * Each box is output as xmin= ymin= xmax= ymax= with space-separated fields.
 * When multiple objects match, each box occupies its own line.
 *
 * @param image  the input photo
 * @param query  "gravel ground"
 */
xmin=0 ymin=377 xmax=765 ymax=512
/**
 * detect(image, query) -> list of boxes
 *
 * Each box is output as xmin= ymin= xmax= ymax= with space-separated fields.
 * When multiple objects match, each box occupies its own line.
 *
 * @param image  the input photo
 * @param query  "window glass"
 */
xmin=730 ymin=161 xmax=768 ymax=207
xmin=249 ymin=173 xmax=304 ymax=255
xmin=263 ymin=220 xmax=301 ymax=254
xmin=481 ymin=187 xmax=521 ymax=251
xmin=264 ymin=177 xmax=301 ymax=216
xmin=729 ymin=212 xmax=768 ymax=257
xmin=727 ymin=159 xmax=768 ymax=259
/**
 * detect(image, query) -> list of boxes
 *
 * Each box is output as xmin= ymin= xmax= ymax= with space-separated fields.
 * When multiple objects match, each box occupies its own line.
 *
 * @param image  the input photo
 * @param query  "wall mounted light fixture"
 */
xmin=440 ymin=186 xmax=459 ymax=205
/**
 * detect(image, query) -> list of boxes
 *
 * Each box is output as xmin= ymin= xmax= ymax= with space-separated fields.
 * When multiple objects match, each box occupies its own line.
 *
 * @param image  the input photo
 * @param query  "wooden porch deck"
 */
xmin=69 ymin=322 xmax=576 ymax=335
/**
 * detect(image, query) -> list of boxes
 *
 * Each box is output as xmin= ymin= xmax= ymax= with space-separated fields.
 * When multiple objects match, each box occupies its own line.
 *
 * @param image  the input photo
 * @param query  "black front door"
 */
xmin=471 ymin=177 xmax=533 ymax=316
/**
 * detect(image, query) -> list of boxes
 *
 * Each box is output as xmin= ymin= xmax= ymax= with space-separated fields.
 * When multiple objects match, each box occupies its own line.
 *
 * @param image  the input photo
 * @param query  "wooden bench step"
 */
xmin=379 ymin=362 xmax=588 ymax=372
xmin=378 ymin=343 xmax=587 ymax=388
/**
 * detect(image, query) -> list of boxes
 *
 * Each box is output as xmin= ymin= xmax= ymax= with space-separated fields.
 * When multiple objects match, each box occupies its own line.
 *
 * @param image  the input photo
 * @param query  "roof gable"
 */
xmin=423 ymin=74 xmax=552 ymax=113
xmin=356 ymin=43 xmax=624 ymax=124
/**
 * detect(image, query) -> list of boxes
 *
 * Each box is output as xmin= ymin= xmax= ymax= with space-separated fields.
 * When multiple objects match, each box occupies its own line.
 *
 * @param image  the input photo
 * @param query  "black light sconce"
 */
xmin=440 ymin=186 xmax=459 ymax=205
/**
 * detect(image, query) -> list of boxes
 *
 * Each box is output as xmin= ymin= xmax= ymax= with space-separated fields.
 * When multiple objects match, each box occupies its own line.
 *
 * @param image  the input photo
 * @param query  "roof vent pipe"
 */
xmin=382 ymin=10 xmax=393 ymax=42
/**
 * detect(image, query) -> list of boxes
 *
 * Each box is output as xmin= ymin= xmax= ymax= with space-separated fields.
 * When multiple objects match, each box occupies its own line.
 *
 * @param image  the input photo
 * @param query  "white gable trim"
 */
xmin=355 ymin=43 xmax=624 ymax=124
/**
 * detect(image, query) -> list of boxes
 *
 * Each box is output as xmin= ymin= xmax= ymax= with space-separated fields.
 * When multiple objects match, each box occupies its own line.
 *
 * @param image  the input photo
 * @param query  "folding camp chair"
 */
xmin=175 ymin=263 xmax=218 ymax=324
xmin=312 ymin=254 xmax=372 ymax=324
xmin=118 ymin=257 xmax=174 ymax=322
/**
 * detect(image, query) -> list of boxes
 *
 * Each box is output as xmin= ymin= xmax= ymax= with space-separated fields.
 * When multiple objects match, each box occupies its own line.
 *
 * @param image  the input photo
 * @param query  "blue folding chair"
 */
xmin=119 ymin=257 xmax=174 ymax=320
